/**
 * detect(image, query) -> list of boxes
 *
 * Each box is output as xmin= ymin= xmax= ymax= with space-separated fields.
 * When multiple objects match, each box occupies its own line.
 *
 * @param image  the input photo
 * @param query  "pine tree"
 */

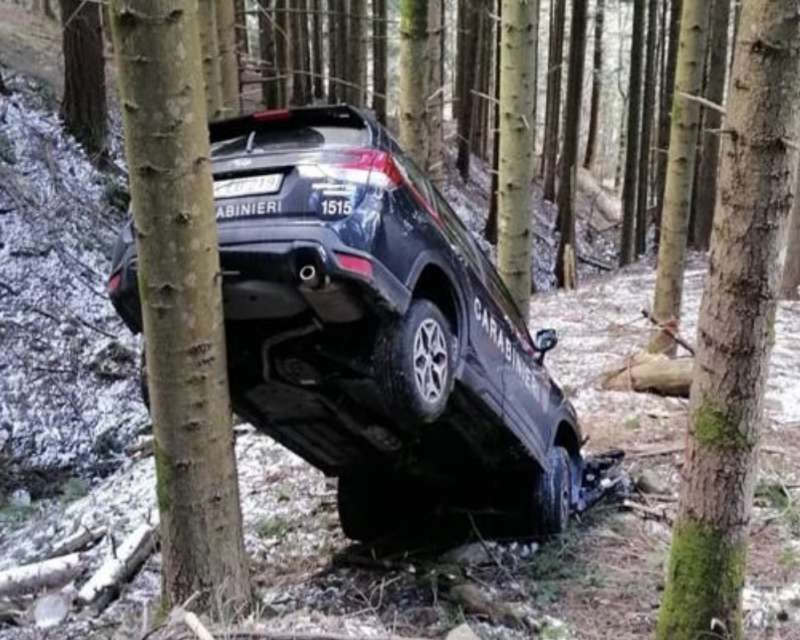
xmin=648 ymin=0 xmax=713 ymax=353
xmin=583 ymin=0 xmax=604 ymax=172
xmin=217 ymin=0 xmax=239 ymax=116
xmin=690 ymin=0 xmax=731 ymax=251
xmin=456 ymin=0 xmax=479 ymax=181
xmin=198 ymin=0 xmax=224 ymax=119
xmin=373 ymin=0 xmax=388 ymax=123
xmin=497 ymin=0 xmax=536 ymax=315
xmin=259 ymin=0 xmax=279 ymax=108
xmin=398 ymin=0 xmax=429 ymax=167
xmin=541 ymin=0 xmax=566 ymax=203
xmin=59 ymin=0 xmax=107 ymax=156
xmin=656 ymin=2 xmax=800 ymax=637
xmin=620 ymin=0 xmax=645 ymax=265
xmin=555 ymin=0 xmax=588 ymax=289
xmin=635 ymin=0 xmax=658 ymax=256
xmin=108 ymin=0 xmax=252 ymax=611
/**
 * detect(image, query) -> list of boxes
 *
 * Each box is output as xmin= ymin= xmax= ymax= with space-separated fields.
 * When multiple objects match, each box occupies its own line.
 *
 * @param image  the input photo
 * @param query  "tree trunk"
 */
xmin=217 ymin=0 xmax=239 ymax=117
xmin=635 ymin=0 xmax=658 ymax=256
xmin=555 ymin=0 xmax=588 ymax=289
xmin=541 ymin=0 xmax=565 ymax=202
xmin=108 ymin=0 xmax=252 ymax=612
xmin=648 ymin=0 xmax=712 ymax=354
xmin=426 ymin=0 xmax=444 ymax=185
xmin=656 ymin=3 xmax=800 ymax=637
xmin=619 ymin=0 xmax=645 ymax=265
xmin=332 ymin=0 xmax=349 ymax=104
xmin=311 ymin=0 xmax=324 ymax=99
xmin=298 ymin=0 xmax=313 ymax=103
xmin=44 ymin=0 xmax=56 ymax=20
xmin=289 ymin=1 xmax=309 ymax=105
xmin=471 ymin=6 xmax=492 ymax=162
xmin=373 ymin=0 xmax=388 ymax=122
xmin=59 ymin=0 xmax=107 ymax=156
xmin=497 ymin=0 xmax=536 ymax=314
xmin=234 ymin=0 xmax=248 ymax=57
xmin=398 ymin=0 xmax=429 ymax=167
xmin=275 ymin=0 xmax=291 ymax=105
xmin=690 ymin=0 xmax=731 ymax=251
xmin=781 ymin=169 xmax=800 ymax=300
xmin=259 ymin=0 xmax=279 ymax=108
xmin=583 ymin=0 xmax=604 ymax=172
xmin=346 ymin=0 xmax=365 ymax=106
xmin=655 ymin=0 xmax=682 ymax=248
xmin=198 ymin=0 xmax=224 ymax=119
xmin=485 ymin=0 xmax=505 ymax=245
xmin=456 ymin=0 xmax=479 ymax=181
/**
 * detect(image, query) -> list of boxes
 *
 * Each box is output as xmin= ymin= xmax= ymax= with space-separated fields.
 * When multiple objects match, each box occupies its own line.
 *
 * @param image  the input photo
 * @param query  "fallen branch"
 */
xmin=0 ymin=553 xmax=83 ymax=598
xmin=628 ymin=444 xmax=684 ymax=459
xmin=212 ymin=630 xmax=429 ymax=640
xmin=184 ymin=611 xmax=215 ymax=640
xmin=622 ymin=499 xmax=673 ymax=525
xmin=641 ymin=309 xmax=696 ymax=355
xmin=49 ymin=526 xmax=106 ymax=558
xmin=77 ymin=521 xmax=158 ymax=611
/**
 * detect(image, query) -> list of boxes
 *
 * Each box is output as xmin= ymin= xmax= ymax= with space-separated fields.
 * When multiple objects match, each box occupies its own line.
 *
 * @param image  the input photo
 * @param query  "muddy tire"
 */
xmin=337 ymin=474 xmax=398 ymax=541
xmin=375 ymin=299 xmax=454 ymax=424
xmin=532 ymin=446 xmax=572 ymax=535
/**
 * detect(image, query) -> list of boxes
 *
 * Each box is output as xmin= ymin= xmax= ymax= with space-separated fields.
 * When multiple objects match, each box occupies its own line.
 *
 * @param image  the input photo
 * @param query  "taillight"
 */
xmin=339 ymin=149 xmax=402 ymax=190
xmin=334 ymin=252 xmax=373 ymax=279
xmin=108 ymin=271 xmax=122 ymax=295
xmin=252 ymin=108 xmax=291 ymax=123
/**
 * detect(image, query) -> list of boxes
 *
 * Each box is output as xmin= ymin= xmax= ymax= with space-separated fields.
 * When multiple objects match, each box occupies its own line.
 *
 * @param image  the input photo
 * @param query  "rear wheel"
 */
xmin=374 ymin=299 xmax=455 ymax=424
xmin=532 ymin=446 xmax=572 ymax=535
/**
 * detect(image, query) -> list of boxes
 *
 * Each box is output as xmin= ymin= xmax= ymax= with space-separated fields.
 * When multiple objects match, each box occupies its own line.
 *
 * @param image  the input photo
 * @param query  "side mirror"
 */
xmin=534 ymin=328 xmax=558 ymax=354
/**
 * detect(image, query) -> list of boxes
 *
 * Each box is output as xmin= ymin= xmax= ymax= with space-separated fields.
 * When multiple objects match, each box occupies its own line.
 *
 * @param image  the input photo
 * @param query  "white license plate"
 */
xmin=213 ymin=174 xmax=283 ymax=199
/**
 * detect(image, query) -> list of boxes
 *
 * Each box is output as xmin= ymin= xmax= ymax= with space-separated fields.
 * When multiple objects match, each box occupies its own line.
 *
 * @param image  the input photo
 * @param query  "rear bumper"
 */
xmin=109 ymin=222 xmax=411 ymax=332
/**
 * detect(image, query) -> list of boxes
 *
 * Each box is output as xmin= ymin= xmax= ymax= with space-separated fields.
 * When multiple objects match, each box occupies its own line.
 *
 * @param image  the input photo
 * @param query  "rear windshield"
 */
xmin=211 ymin=126 xmax=369 ymax=157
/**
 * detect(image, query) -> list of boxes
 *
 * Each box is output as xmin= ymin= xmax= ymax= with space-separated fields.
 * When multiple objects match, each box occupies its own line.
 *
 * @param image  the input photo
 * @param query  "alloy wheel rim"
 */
xmin=413 ymin=318 xmax=448 ymax=403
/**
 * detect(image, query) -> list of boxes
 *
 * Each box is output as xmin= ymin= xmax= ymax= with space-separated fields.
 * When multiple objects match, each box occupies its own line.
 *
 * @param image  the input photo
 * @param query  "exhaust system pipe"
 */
xmin=299 ymin=263 xmax=322 ymax=289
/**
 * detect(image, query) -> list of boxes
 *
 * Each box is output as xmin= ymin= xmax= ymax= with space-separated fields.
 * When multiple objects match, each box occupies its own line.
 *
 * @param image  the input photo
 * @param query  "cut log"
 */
xmin=76 ymin=521 xmax=158 ymax=611
xmin=0 ymin=553 xmax=83 ymax=598
xmin=577 ymin=167 xmax=621 ymax=230
xmin=601 ymin=352 xmax=693 ymax=397
xmin=49 ymin=526 xmax=106 ymax=558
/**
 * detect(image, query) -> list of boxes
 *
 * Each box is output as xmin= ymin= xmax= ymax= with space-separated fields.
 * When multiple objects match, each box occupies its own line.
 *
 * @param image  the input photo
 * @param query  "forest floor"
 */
xmin=1 ymin=60 xmax=799 ymax=640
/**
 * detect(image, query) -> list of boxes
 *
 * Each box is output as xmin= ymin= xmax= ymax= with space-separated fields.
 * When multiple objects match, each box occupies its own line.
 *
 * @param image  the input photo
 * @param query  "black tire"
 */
xmin=336 ymin=474 xmax=398 ymax=541
xmin=375 ymin=299 xmax=455 ymax=424
xmin=532 ymin=446 xmax=572 ymax=535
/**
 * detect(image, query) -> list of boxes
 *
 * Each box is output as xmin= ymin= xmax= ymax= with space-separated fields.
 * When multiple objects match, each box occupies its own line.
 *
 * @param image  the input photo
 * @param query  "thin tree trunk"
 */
xmin=198 ymin=0 xmax=224 ymax=119
xmin=108 ymin=0 xmax=252 ymax=612
xmin=485 ymin=0 xmax=504 ymax=244
xmin=472 ymin=7 xmax=492 ymax=161
xmin=259 ymin=0 xmax=279 ymax=108
xmin=690 ymin=0 xmax=731 ymax=251
xmin=275 ymin=0 xmax=291 ymax=105
xmin=311 ymin=0 xmax=324 ymax=99
xmin=619 ymin=0 xmax=645 ymax=265
xmin=656 ymin=3 xmax=800 ymax=637
xmin=299 ymin=0 xmax=313 ymax=102
xmin=426 ymin=0 xmax=444 ymax=185
xmin=583 ymin=0 xmax=604 ymax=171
xmin=59 ymin=0 xmax=107 ymax=156
xmin=347 ymin=0 xmax=365 ymax=105
xmin=655 ymin=0 xmax=682 ymax=247
xmin=635 ymin=0 xmax=658 ymax=256
xmin=234 ymin=0 xmax=248 ymax=57
xmin=456 ymin=0 xmax=479 ymax=181
xmin=373 ymin=0 xmax=388 ymax=122
xmin=648 ymin=0 xmax=713 ymax=354
xmin=289 ymin=1 xmax=308 ymax=105
xmin=555 ymin=0 xmax=588 ymax=289
xmin=399 ymin=0 xmax=429 ymax=167
xmin=497 ymin=0 xmax=537 ymax=314
xmin=781 ymin=169 xmax=800 ymax=300
xmin=332 ymin=0 xmax=349 ymax=104
xmin=217 ymin=0 xmax=239 ymax=117
xmin=541 ymin=0 xmax=566 ymax=202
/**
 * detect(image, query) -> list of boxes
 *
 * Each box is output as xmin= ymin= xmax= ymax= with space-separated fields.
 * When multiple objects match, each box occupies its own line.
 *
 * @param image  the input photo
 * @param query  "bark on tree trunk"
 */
xmin=373 ymin=0 xmax=388 ymax=122
xmin=259 ymin=0 xmax=279 ymax=108
xmin=456 ymin=0 xmax=479 ymax=181
xmin=555 ymin=0 xmax=588 ymax=289
xmin=690 ymin=0 xmax=731 ymax=251
xmin=648 ymin=0 xmax=712 ymax=354
xmin=198 ymin=0 xmax=224 ymax=120
xmin=332 ymin=0 xmax=349 ymax=104
xmin=289 ymin=0 xmax=309 ymax=105
xmin=781 ymin=168 xmax=800 ymax=300
xmin=217 ymin=0 xmax=239 ymax=117
xmin=656 ymin=3 xmax=800 ymax=637
xmin=347 ymin=0 xmax=365 ymax=106
xmin=275 ymin=0 xmax=290 ymax=105
xmin=234 ymin=0 xmax=248 ymax=56
xmin=59 ymin=0 xmax=107 ymax=156
xmin=635 ymin=0 xmax=658 ymax=257
xmin=541 ymin=0 xmax=565 ymax=202
xmin=485 ymin=0 xmax=506 ymax=245
xmin=497 ymin=0 xmax=536 ymax=314
xmin=426 ymin=0 xmax=444 ymax=185
xmin=398 ymin=0 xmax=429 ymax=167
xmin=655 ymin=0 xmax=682 ymax=248
xmin=619 ymin=0 xmax=645 ymax=265
xmin=109 ymin=0 xmax=252 ymax=612
xmin=311 ymin=0 xmax=324 ymax=99
xmin=583 ymin=0 xmax=604 ymax=172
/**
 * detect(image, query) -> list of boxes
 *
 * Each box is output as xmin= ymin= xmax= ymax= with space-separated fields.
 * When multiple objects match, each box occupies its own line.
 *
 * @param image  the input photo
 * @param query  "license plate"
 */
xmin=213 ymin=174 xmax=283 ymax=199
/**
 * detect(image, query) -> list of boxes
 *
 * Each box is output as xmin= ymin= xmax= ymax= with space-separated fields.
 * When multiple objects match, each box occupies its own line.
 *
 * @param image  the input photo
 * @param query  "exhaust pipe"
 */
xmin=299 ymin=263 xmax=321 ymax=289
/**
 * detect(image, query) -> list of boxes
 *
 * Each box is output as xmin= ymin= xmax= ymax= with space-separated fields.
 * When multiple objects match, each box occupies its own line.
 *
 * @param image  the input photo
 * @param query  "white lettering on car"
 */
xmin=215 ymin=200 xmax=281 ymax=219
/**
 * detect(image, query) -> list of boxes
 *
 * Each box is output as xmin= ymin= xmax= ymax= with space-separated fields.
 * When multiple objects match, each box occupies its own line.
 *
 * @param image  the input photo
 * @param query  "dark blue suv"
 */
xmin=109 ymin=106 xmax=583 ymax=540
